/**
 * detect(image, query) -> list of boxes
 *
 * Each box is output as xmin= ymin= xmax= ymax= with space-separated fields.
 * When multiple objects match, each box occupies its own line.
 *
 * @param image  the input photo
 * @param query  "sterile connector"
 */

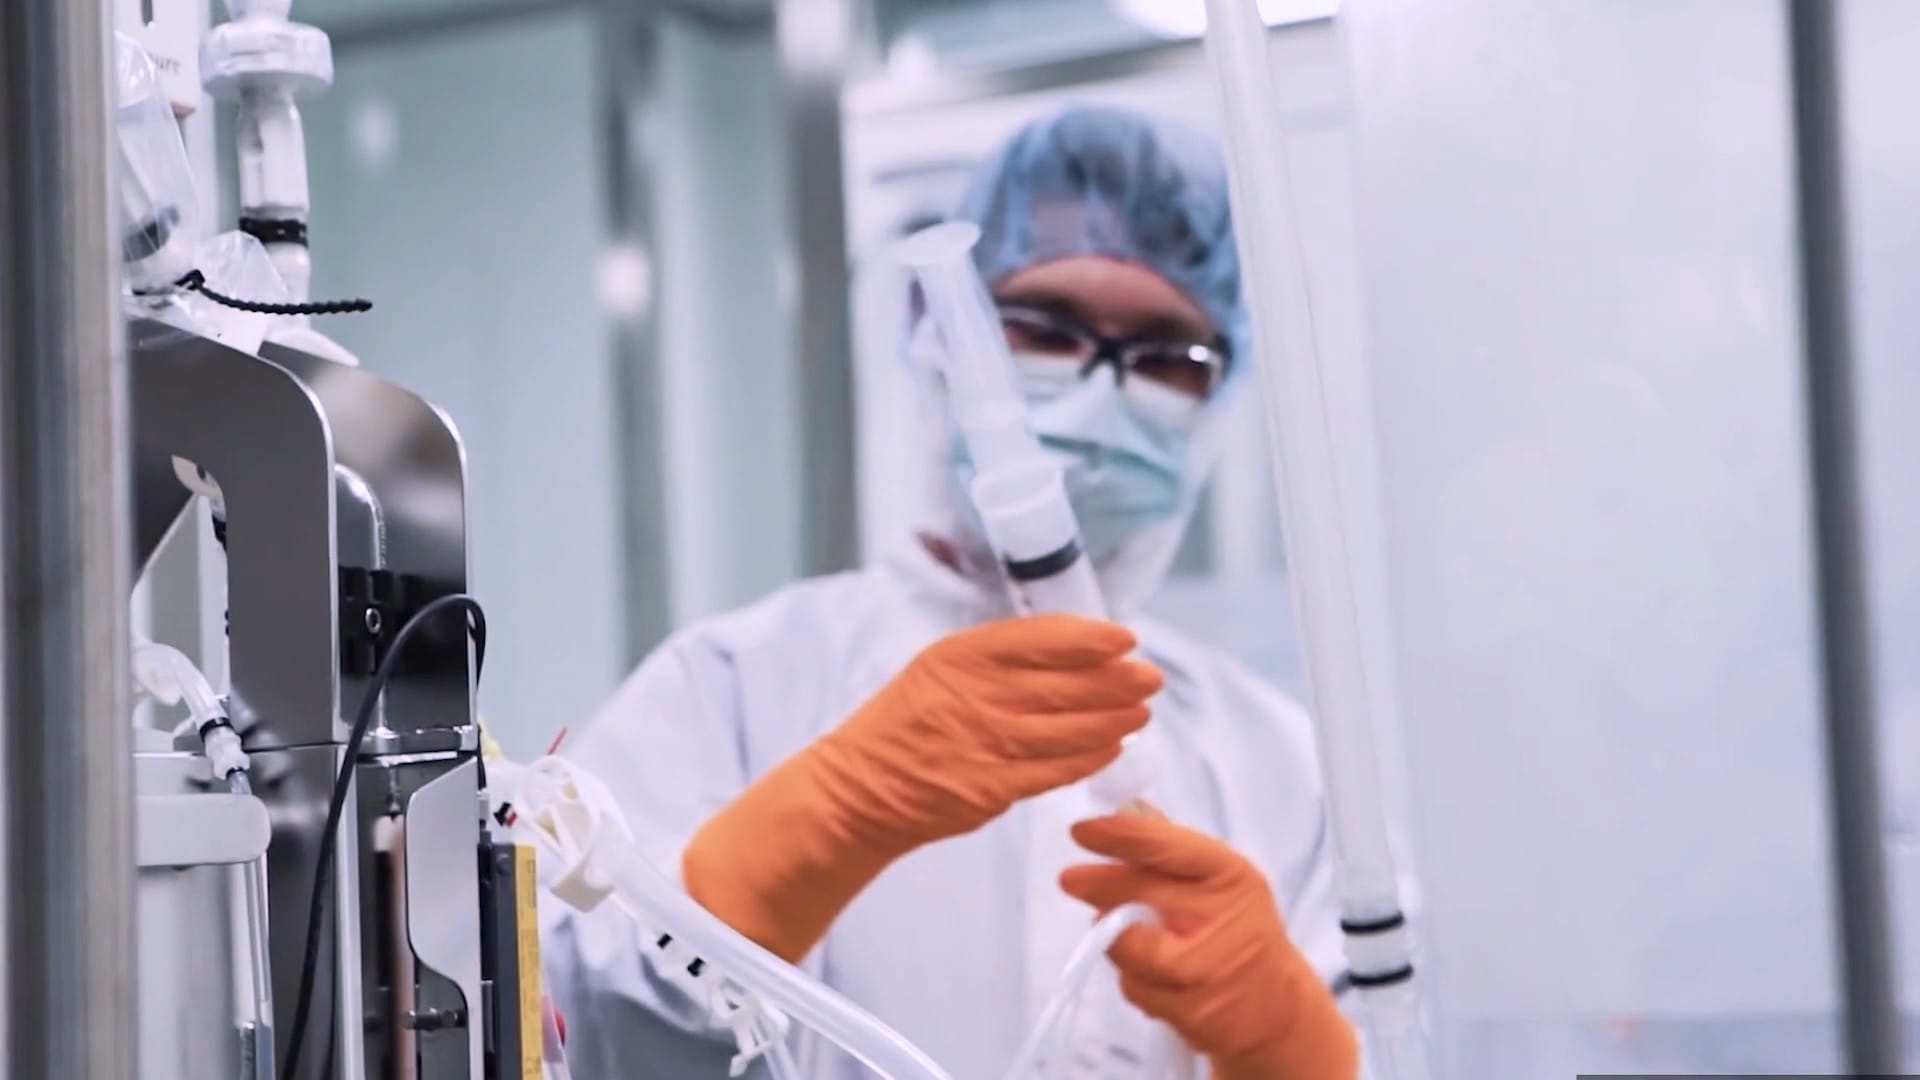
xmin=200 ymin=721 xmax=252 ymax=785
xmin=705 ymin=977 xmax=791 ymax=1077
xmin=132 ymin=636 xmax=250 ymax=780
xmin=493 ymin=755 xmax=791 ymax=1076
xmin=487 ymin=757 xmax=632 ymax=914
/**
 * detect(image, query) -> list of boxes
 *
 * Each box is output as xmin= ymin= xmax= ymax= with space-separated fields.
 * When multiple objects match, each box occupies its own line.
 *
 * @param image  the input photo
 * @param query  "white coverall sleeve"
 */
xmin=539 ymin=627 xmax=820 ymax=1078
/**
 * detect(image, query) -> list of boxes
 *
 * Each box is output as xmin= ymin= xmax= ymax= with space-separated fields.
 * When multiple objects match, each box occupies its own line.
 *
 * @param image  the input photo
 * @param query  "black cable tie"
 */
xmin=174 ymin=268 xmax=373 ymax=317
xmin=197 ymin=715 xmax=235 ymax=743
xmin=1004 ymin=540 xmax=1083 ymax=583
xmin=1340 ymin=912 xmax=1406 ymax=935
xmin=1348 ymin=964 xmax=1415 ymax=989
xmin=238 ymin=215 xmax=309 ymax=247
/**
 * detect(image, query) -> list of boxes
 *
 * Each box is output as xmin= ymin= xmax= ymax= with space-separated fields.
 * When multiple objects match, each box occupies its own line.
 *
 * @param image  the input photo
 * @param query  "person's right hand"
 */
xmin=683 ymin=614 xmax=1161 ymax=961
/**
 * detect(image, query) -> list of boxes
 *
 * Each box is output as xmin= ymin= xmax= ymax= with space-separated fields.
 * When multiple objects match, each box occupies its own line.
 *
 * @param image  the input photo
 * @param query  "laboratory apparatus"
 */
xmin=113 ymin=6 xmax=541 ymax=1076
xmin=894 ymin=221 xmax=1185 ymax=1077
xmin=1200 ymin=0 xmax=1427 ymax=1075
xmin=130 ymin=246 xmax=541 ymax=1080
xmin=894 ymin=221 xmax=1159 ymax=810
xmin=895 ymin=222 xmax=1108 ymax=620
xmin=201 ymin=0 xmax=364 ymax=364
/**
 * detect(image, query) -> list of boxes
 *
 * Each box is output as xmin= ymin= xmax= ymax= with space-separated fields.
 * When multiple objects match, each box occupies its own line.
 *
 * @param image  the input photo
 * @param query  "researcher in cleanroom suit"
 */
xmin=544 ymin=105 xmax=1356 ymax=1080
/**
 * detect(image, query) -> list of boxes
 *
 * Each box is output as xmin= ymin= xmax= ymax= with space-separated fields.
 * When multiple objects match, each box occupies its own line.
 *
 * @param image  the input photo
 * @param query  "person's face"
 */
xmin=991 ymin=255 xmax=1224 ymax=404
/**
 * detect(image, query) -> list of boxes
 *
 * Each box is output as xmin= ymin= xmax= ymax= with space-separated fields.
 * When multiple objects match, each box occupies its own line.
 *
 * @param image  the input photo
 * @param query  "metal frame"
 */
xmin=0 ymin=0 xmax=139 ymax=1074
xmin=1785 ymin=1 xmax=1903 ymax=1072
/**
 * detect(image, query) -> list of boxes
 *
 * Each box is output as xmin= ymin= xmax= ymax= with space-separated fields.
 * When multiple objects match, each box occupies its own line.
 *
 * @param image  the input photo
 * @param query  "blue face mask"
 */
xmin=951 ymin=358 xmax=1189 ymax=564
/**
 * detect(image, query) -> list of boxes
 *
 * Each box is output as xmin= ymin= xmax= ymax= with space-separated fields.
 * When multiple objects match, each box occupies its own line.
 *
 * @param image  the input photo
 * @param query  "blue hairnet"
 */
xmin=955 ymin=106 xmax=1249 ymax=383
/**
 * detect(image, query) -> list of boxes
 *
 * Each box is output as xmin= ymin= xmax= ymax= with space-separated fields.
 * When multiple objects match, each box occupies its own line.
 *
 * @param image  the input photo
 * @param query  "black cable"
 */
xmin=174 ymin=268 xmax=374 ymax=316
xmin=279 ymin=593 xmax=487 ymax=1079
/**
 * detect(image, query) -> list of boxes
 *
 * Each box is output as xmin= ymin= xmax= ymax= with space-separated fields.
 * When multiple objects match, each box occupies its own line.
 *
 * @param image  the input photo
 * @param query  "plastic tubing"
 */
xmin=583 ymin=820 xmax=953 ymax=1080
xmin=497 ymin=754 xmax=945 ymax=1077
xmin=1197 ymin=0 xmax=1429 ymax=1073
xmin=225 ymin=772 xmax=276 ymax=1066
xmin=1000 ymin=904 xmax=1156 ymax=1079
xmin=766 ymin=1036 xmax=803 ymax=1080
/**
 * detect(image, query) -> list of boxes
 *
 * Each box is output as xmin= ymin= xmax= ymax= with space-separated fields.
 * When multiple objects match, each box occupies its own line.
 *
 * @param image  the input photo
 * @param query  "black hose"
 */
xmin=278 ymin=594 xmax=486 ymax=1078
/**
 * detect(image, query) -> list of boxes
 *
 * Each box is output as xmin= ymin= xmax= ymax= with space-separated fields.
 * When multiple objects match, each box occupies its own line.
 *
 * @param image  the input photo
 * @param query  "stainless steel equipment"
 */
xmin=131 ymin=315 xmax=536 ymax=1080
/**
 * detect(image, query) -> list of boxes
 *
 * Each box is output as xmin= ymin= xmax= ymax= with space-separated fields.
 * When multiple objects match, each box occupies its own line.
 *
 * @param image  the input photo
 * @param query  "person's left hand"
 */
xmin=1060 ymin=813 xmax=1358 ymax=1080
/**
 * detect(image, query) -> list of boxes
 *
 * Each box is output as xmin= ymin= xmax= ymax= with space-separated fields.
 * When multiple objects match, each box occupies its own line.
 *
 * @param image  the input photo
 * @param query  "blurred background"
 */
xmin=179 ymin=0 xmax=1919 ymax=1074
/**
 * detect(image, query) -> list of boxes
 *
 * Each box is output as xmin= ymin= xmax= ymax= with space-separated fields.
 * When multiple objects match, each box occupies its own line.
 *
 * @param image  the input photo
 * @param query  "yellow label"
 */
xmin=515 ymin=845 xmax=543 ymax=1079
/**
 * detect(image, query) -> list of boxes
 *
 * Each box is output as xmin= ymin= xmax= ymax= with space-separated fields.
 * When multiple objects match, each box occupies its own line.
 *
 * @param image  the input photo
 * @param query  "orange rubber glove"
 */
xmin=683 ymin=614 xmax=1161 ymax=962
xmin=1060 ymin=814 xmax=1359 ymax=1080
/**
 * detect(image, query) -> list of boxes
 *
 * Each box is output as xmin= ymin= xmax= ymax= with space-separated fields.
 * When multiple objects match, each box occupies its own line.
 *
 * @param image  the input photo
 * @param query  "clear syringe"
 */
xmin=893 ymin=221 xmax=1152 ymax=811
xmin=893 ymin=222 xmax=1109 ymax=621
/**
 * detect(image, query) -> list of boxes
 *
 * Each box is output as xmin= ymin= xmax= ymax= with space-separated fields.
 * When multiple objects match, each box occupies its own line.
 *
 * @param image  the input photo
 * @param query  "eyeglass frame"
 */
xmin=992 ymin=301 xmax=1233 ymax=401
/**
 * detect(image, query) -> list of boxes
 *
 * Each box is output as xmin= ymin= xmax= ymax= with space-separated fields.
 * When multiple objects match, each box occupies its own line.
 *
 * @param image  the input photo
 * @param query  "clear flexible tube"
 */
xmin=495 ymin=756 xmax=952 ymax=1080
xmin=509 ymin=750 xmax=1204 ymax=1079
xmin=228 ymin=773 xmax=276 ymax=1070
xmin=594 ymin=835 xmax=951 ymax=1080
xmin=1001 ymin=904 xmax=1158 ymax=1079
xmin=130 ymin=635 xmax=277 ymax=1072
xmin=766 ymin=1036 xmax=803 ymax=1080
xmin=1197 ymin=0 xmax=1430 ymax=1074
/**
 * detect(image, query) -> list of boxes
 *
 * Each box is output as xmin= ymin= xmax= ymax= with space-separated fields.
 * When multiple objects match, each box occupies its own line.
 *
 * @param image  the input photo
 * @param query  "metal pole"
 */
xmin=0 ymin=0 xmax=138 ymax=1077
xmin=1784 ymin=1 xmax=1902 ymax=1072
xmin=775 ymin=0 xmax=862 ymax=576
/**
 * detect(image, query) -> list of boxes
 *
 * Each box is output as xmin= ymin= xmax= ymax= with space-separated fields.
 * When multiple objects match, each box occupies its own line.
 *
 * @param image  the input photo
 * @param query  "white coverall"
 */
xmin=541 ymin=539 xmax=1345 ymax=1079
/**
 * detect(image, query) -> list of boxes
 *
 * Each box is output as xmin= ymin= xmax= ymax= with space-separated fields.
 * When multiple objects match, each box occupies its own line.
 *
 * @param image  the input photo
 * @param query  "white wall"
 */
xmin=304 ymin=13 xmax=623 ymax=757
xmin=651 ymin=15 xmax=805 ymax=624
xmin=1841 ymin=0 xmax=1920 ymax=1021
xmin=1340 ymin=0 xmax=1920 ymax=1071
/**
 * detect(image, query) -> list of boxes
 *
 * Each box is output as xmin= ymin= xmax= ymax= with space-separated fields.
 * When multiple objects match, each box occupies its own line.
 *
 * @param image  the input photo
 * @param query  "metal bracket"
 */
xmin=338 ymin=566 xmax=439 ymax=677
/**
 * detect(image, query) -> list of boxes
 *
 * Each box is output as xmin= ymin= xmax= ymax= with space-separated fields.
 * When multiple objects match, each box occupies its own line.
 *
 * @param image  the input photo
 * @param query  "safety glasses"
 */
xmin=994 ymin=302 xmax=1230 ymax=407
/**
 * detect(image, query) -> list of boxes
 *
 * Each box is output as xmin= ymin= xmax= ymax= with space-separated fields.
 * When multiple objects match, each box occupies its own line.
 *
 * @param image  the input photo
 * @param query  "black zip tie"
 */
xmin=1347 ymin=964 xmax=1415 ymax=989
xmin=238 ymin=216 xmax=309 ymax=247
xmin=1340 ymin=911 xmax=1406 ymax=935
xmin=175 ymin=268 xmax=372 ymax=316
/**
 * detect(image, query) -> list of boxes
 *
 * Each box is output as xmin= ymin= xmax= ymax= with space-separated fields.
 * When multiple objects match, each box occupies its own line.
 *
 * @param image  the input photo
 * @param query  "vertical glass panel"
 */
xmin=1344 ymin=1 xmax=1849 ymax=1072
